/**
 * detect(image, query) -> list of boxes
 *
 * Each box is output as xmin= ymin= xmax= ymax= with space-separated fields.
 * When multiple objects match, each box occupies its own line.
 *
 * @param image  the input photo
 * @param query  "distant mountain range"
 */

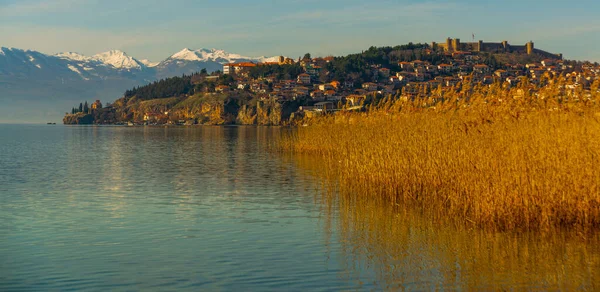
xmin=0 ymin=47 xmax=279 ymax=123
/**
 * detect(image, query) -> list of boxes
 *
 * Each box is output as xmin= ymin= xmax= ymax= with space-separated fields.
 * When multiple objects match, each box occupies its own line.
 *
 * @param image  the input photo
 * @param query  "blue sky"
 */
xmin=1 ymin=0 xmax=599 ymax=61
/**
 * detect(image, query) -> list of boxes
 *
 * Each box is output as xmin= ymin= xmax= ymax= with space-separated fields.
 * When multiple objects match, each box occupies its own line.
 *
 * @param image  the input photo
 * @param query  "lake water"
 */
xmin=1 ymin=125 xmax=599 ymax=291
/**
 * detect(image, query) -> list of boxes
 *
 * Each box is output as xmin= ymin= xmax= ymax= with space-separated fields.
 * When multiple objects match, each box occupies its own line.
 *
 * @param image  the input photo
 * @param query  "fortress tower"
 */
xmin=502 ymin=40 xmax=510 ymax=52
xmin=477 ymin=40 xmax=483 ymax=52
xmin=526 ymin=41 xmax=534 ymax=55
xmin=452 ymin=38 xmax=461 ymax=51
xmin=434 ymin=37 xmax=559 ymax=59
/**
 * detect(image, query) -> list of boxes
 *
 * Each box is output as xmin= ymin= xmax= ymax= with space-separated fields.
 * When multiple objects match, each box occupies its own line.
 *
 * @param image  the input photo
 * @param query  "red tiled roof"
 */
xmin=259 ymin=62 xmax=279 ymax=65
xmin=225 ymin=62 xmax=257 ymax=67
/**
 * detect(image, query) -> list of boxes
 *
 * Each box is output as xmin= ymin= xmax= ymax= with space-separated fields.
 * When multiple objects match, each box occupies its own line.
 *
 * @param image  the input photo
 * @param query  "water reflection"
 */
xmin=2 ymin=125 xmax=355 ymax=291
xmin=293 ymin=154 xmax=600 ymax=290
xmin=1 ymin=125 xmax=598 ymax=290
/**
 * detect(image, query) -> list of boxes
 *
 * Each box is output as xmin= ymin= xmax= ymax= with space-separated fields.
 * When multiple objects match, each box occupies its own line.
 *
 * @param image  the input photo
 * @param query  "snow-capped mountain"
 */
xmin=166 ymin=48 xmax=277 ymax=64
xmin=1 ymin=46 xmax=279 ymax=78
xmin=92 ymin=50 xmax=144 ymax=70
xmin=0 ymin=47 xmax=99 ymax=80
xmin=55 ymin=51 xmax=93 ymax=62
xmin=154 ymin=48 xmax=279 ymax=78
xmin=0 ymin=46 xmax=282 ymax=122
xmin=55 ymin=50 xmax=145 ymax=70
xmin=139 ymin=59 xmax=159 ymax=67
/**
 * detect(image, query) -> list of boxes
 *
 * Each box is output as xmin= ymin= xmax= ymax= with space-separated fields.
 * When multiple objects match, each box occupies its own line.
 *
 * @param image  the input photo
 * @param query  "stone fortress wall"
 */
xmin=431 ymin=37 xmax=562 ymax=59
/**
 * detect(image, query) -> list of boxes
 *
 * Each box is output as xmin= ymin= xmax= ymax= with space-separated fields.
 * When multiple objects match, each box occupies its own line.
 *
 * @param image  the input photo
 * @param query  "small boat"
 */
xmin=47 ymin=122 xmax=56 ymax=125
xmin=127 ymin=122 xmax=134 ymax=126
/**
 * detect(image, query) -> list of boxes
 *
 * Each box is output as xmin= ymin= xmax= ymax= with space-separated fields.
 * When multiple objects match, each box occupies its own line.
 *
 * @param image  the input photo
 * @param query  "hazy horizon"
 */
xmin=2 ymin=0 xmax=600 ymax=124
xmin=2 ymin=0 xmax=600 ymax=62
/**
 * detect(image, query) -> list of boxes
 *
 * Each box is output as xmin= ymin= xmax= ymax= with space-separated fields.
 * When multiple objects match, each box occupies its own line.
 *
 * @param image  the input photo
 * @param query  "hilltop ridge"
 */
xmin=431 ymin=37 xmax=562 ymax=59
xmin=62 ymin=39 xmax=592 ymax=126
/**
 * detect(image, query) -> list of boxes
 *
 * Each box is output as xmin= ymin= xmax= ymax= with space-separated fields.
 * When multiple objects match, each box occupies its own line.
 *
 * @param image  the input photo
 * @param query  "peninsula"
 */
xmin=63 ymin=38 xmax=590 ymax=126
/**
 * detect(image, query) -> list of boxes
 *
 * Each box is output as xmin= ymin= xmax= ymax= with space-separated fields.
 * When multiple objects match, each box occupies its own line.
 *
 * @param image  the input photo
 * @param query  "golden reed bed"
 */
xmin=282 ymin=78 xmax=600 ymax=230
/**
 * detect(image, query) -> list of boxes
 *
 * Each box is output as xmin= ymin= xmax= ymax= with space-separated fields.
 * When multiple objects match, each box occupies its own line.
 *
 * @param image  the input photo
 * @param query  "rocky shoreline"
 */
xmin=63 ymin=96 xmax=302 ymax=126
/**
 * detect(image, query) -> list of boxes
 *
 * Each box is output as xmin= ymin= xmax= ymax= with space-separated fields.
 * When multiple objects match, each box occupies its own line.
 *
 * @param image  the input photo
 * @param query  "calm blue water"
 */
xmin=1 ymin=125 xmax=599 ymax=291
xmin=0 ymin=125 xmax=373 ymax=291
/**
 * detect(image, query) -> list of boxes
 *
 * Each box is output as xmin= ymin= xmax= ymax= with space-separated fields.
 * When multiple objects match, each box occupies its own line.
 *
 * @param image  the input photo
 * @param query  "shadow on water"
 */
xmin=288 ymin=153 xmax=600 ymax=291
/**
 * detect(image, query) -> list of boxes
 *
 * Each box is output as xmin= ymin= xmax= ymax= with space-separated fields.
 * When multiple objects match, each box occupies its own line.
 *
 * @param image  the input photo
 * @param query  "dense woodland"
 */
xmin=124 ymin=75 xmax=194 ymax=101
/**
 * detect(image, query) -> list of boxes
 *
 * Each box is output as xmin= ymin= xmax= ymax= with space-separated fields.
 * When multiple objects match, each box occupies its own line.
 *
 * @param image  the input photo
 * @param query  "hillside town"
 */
xmin=64 ymin=39 xmax=600 ymax=125
xmin=210 ymin=41 xmax=594 ymax=114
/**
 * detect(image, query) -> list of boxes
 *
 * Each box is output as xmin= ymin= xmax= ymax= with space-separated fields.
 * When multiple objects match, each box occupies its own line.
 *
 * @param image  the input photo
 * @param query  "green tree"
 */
xmin=303 ymin=53 xmax=311 ymax=60
xmin=78 ymin=103 xmax=83 ymax=113
xmin=83 ymin=101 xmax=89 ymax=114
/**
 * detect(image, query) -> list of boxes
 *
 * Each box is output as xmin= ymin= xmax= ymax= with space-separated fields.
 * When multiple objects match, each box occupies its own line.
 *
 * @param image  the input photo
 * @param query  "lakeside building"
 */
xmin=223 ymin=62 xmax=257 ymax=76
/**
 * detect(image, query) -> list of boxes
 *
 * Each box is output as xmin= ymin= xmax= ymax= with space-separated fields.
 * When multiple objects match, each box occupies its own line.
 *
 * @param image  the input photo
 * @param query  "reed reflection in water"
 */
xmin=1 ymin=124 xmax=598 ymax=290
xmin=290 ymin=154 xmax=600 ymax=291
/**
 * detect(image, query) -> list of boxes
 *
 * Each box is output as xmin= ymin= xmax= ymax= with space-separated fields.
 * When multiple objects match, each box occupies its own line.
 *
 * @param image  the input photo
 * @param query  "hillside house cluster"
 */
xmin=180 ymin=43 xmax=599 ymax=117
